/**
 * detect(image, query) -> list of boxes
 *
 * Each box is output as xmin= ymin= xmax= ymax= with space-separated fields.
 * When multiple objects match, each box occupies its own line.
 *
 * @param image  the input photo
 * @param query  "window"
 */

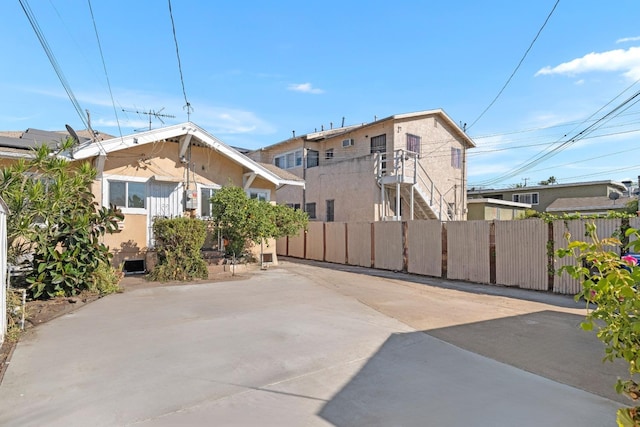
xmin=307 ymin=149 xmax=319 ymax=168
xmin=325 ymin=148 xmax=334 ymax=160
xmin=371 ymin=134 xmax=387 ymax=173
xmin=286 ymin=203 xmax=301 ymax=210
xmin=406 ymin=134 xmax=421 ymax=154
xmin=326 ymin=199 xmax=334 ymax=222
xmin=200 ymin=187 xmax=217 ymax=218
xmin=512 ymin=192 xmax=539 ymax=205
xmin=248 ymin=189 xmax=270 ymax=202
xmin=274 ymin=149 xmax=303 ymax=169
xmin=451 ymin=147 xmax=462 ymax=169
xmin=305 ymin=202 xmax=316 ymax=219
xmin=370 ymin=134 xmax=386 ymax=154
xmin=109 ymin=181 xmax=146 ymax=209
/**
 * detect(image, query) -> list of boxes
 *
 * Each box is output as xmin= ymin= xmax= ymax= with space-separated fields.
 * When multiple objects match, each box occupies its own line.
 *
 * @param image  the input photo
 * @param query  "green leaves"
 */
xmin=210 ymin=185 xmax=308 ymax=256
xmin=556 ymin=221 xmax=640 ymax=422
xmin=0 ymin=141 xmax=123 ymax=299
xmin=148 ymin=217 xmax=208 ymax=282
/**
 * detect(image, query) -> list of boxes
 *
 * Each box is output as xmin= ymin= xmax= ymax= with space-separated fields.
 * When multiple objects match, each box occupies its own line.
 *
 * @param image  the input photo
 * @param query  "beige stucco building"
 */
xmin=0 ymin=124 xmax=304 ymax=271
xmin=248 ymin=110 xmax=475 ymax=222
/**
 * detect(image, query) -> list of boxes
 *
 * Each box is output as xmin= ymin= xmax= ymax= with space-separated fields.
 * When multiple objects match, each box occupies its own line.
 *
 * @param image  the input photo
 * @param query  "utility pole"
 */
xmin=121 ymin=107 xmax=176 ymax=130
xmin=522 ymin=177 xmax=530 ymax=187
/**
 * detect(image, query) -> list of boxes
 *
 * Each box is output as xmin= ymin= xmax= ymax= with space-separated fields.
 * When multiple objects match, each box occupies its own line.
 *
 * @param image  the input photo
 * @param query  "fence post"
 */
xmin=402 ymin=221 xmax=409 ymax=272
xmin=489 ymin=221 xmax=496 ymax=284
xmin=441 ymin=221 xmax=448 ymax=279
xmin=547 ymin=221 xmax=554 ymax=291
xmin=323 ymin=222 xmax=327 ymax=262
xmin=344 ymin=223 xmax=349 ymax=264
xmin=370 ymin=222 xmax=375 ymax=268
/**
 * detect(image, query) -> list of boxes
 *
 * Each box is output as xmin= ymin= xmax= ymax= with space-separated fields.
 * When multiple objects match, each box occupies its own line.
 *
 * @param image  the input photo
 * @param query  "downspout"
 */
xmin=461 ymin=142 xmax=467 ymax=220
xmin=302 ymin=137 xmax=306 ymax=211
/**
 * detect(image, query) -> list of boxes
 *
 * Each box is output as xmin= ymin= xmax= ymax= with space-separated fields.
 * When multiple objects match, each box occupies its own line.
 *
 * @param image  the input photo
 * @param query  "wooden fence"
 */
xmin=277 ymin=218 xmax=640 ymax=295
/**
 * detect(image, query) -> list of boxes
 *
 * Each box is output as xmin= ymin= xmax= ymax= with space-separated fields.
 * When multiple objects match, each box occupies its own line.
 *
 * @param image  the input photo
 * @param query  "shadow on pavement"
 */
xmin=281 ymin=257 xmax=583 ymax=309
xmin=318 ymin=312 xmax=629 ymax=427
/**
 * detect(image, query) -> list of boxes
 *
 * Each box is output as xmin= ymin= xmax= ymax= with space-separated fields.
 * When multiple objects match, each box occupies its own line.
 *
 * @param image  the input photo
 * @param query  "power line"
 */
xmin=167 ymin=0 xmax=192 ymax=121
xmin=87 ymin=0 xmax=122 ymax=144
xmin=466 ymin=0 xmax=560 ymax=131
xmin=19 ymin=0 xmax=89 ymax=131
xmin=476 ymin=85 xmax=640 ymax=186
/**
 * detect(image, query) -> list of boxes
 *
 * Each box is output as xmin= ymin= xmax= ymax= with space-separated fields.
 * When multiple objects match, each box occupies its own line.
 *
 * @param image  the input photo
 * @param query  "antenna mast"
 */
xmin=121 ymin=107 xmax=176 ymax=130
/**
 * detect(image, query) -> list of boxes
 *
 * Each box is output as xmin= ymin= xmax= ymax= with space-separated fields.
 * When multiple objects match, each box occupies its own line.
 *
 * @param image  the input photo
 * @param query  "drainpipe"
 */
xmin=302 ymin=137 xmax=306 ymax=212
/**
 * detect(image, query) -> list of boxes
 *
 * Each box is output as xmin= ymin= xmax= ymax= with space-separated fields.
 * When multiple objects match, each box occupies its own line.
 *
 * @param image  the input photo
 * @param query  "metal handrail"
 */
xmin=377 ymin=149 xmax=451 ymax=221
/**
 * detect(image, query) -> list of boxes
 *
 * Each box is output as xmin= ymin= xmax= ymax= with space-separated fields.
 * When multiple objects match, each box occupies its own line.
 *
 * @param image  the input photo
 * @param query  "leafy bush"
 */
xmin=0 ymin=141 xmax=123 ymax=299
xmin=557 ymin=222 xmax=640 ymax=426
xmin=210 ymin=185 xmax=308 ymax=256
xmin=148 ymin=217 xmax=208 ymax=281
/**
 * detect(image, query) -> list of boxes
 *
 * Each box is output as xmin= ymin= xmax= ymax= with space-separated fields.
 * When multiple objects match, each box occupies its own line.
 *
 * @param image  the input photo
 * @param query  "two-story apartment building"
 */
xmin=248 ymin=109 xmax=475 ymax=222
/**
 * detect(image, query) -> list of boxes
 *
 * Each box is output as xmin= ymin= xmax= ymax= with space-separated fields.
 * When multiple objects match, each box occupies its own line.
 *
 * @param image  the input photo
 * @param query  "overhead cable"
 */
xmin=466 ymin=0 xmax=560 ymax=131
xmin=87 ymin=0 xmax=123 ymax=144
xmin=19 ymin=0 xmax=90 ymax=130
xmin=167 ymin=0 xmax=192 ymax=120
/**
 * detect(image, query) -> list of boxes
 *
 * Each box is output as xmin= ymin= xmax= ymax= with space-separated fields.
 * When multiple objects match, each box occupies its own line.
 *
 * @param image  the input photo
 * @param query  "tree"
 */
xmin=0 ymin=139 xmax=123 ymax=299
xmin=625 ymin=198 xmax=639 ymax=215
xmin=557 ymin=223 xmax=640 ymax=426
xmin=210 ymin=185 xmax=308 ymax=257
xmin=538 ymin=176 xmax=557 ymax=186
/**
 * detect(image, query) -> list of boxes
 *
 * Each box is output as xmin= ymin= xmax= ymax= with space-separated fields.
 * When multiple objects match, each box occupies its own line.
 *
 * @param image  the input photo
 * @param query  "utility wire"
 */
xmin=19 ymin=0 xmax=90 ymax=131
xmin=87 ymin=0 xmax=123 ymax=145
xmin=168 ymin=0 xmax=192 ymax=121
xmin=466 ymin=0 xmax=560 ymax=131
xmin=477 ymin=85 xmax=640 ymax=186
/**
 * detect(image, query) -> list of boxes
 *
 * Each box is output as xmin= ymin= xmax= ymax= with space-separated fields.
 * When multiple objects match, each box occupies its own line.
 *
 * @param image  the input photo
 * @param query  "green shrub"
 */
xmin=557 ymin=222 xmax=640 ymax=426
xmin=87 ymin=261 xmax=123 ymax=295
xmin=148 ymin=217 xmax=208 ymax=281
xmin=0 ymin=142 xmax=123 ymax=299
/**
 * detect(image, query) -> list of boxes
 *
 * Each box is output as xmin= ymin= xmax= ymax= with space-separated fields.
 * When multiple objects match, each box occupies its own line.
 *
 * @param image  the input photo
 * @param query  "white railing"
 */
xmin=376 ymin=150 xmax=451 ymax=221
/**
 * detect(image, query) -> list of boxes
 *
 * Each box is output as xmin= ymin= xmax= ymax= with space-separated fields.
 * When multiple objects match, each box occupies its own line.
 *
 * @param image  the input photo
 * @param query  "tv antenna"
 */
xmin=121 ymin=107 xmax=176 ymax=130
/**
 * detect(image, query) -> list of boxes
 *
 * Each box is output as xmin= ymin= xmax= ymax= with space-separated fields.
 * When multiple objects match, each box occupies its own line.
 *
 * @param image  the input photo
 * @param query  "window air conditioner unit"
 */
xmin=342 ymin=138 xmax=354 ymax=147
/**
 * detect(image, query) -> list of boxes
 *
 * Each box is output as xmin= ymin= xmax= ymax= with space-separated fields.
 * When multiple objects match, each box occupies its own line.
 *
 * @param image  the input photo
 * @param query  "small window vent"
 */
xmin=342 ymin=138 xmax=354 ymax=147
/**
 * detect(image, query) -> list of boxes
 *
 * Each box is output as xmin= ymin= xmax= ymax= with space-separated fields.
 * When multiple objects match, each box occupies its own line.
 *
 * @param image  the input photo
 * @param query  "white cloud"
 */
xmin=617 ymin=36 xmax=640 ymax=44
xmin=287 ymin=83 xmax=324 ymax=94
xmin=535 ymin=46 xmax=640 ymax=80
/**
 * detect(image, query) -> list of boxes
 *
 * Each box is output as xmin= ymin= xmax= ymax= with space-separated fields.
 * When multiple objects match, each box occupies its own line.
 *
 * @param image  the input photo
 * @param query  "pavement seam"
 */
xmin=123 ymin=355 xmax=374 ymax=426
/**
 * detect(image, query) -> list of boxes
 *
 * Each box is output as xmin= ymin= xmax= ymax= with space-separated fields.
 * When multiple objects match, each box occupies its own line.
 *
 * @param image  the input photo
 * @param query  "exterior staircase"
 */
xmin=375 ymin=150 xmax=451 ymax=221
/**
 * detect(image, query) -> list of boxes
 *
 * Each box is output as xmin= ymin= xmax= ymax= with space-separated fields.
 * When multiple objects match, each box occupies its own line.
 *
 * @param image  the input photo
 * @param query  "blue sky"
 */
xmin=3 ymin=1 xmax=640 ymax=189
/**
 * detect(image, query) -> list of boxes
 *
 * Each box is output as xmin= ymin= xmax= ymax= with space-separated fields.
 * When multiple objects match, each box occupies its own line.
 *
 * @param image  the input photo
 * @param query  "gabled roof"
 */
xmin=71 ymin=122 xmax=304 ymax=188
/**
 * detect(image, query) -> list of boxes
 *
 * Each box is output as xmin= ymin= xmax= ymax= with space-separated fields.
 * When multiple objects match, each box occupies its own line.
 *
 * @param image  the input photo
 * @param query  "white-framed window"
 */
xmin=199 ymin=185 xmax=221 ymax=218
xmin=274 ymin=149 xmax=303 ymax=169
xmin=248 ymin=188 xmax=270 ymax=202
xmin=512 ymin=192 xmax=539 ymax=205
xmin=105 ymin=176 xmax=148 ymax=213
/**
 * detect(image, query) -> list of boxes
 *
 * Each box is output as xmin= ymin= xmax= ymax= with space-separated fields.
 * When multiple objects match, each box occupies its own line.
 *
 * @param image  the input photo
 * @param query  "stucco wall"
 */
xmin=103 ymin=213 xmax=148 ymax=267
xmin=304 ymin=156 xmax=378 ymax=222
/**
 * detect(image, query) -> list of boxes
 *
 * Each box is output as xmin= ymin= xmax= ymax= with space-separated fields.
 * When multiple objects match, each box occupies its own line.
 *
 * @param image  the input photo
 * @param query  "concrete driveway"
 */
xmin=0 ymin=259 xmax=625 ymax=426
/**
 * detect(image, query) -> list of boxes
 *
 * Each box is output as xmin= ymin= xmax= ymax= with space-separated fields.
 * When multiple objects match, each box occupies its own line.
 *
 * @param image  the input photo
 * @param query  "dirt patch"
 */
xmin=0 ymin=264 xmax=257 ymax=384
